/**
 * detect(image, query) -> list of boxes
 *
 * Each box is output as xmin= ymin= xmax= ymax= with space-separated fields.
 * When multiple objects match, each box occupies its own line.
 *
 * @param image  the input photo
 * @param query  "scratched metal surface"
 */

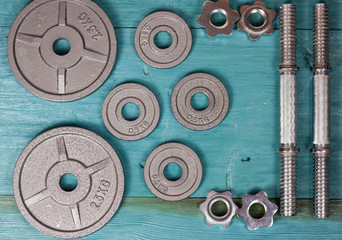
xmin=0 ymin=0 xmax=341 ymax=239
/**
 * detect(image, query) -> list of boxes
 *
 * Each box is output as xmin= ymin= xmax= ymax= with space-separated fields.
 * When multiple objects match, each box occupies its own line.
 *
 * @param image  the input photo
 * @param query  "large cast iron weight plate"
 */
xmin=13 ymin=127 xmax=125 ymax=238
xmin=7 ymin=0 xmax=117 ymax=102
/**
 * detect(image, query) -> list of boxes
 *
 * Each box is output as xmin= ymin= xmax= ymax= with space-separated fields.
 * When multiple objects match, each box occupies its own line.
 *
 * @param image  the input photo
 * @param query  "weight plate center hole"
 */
xmin=53 ymin=38 xmax=71 ymax=56
xmin=122 ymin=102 xmax=141 ymax=121
xmin=211 ymin=200 xmax=229 ymax=217
xmin=164 ymin=162 xmax=183 ymax=181
xmin=210 ymin=9 xmax=228 ymax=28
xmin=248 ymin=9 xmax=266 ymax=28
xmin=191 ymin=92 xmax=209 ymax=111
xmin=249 ymin=202 xmax=266 ymax=219
xmin=59 ymin=173 xmax=78 ymax=192
xmin=154 ymin=31 xmax=173 ymax=49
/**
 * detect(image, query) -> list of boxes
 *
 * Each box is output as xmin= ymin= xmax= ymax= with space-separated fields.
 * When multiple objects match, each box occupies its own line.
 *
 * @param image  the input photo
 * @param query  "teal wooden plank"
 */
xmin=0 ymin=197 xmax=342 ymax=240
xmin=0 ymin=27 xmax=341 ymax=199
xmin=1 ymin=0 xmax=342 ymax=29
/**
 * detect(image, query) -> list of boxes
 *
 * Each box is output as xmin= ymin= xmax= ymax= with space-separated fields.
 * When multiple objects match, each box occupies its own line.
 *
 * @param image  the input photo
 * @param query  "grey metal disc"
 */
xmin=102 ymin=83 xmax=160 ymax=141
xmin=171 ymin=73 xmax=229 ymax=131
xmin=134 ymin=11 xmax=192 ymax=69
xmin=13 ymin=127 xmax=125 ymax=238
xmin=144 ymin=143 xmax=202 ymax=201
xmin=7 ymin=0 xmax=117 ymax=102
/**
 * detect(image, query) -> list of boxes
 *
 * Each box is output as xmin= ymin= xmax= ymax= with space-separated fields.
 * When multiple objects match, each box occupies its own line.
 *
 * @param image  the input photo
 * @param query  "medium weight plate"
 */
xmin=135 ymin=11 xmax=192 ymax=69
xmin=144 ymin=143 xmax=202 ymax=201
xmin=13 ymin=127 xmax=125 ymax=238
xmin=171 ymin=73 xmax=229 ymax=131
xmin=102 ymin=83 xmax=160 ymax=141
xmin=7 ymin=0 xmax=117 ymax=102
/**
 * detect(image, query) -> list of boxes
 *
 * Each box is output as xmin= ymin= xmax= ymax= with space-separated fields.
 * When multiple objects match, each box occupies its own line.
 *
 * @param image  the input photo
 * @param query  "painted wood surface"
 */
xmin=0 ymin=0 xmax=341 ymax=239
xmin=1 ymin=0 xmax=342 ymax=29
xmin=1 ymin=197 xmax=342 ymax=240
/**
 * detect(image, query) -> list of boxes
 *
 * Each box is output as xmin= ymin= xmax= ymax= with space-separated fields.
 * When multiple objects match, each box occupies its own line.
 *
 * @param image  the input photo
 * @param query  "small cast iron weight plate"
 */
xmin=102 ymin=83 xmax=160 ymax=141
xmin=171 ymin=73 xmax=229 ymax=131
xmin=7 ymin=0 xmax=117 ymax=102
xmin=135 ymin=11 xmax=192 ymax=69
xmin=13 ymin=127 xmax=125 ymax=238
xmin=144 ymin=143 xmax=202 ymax=201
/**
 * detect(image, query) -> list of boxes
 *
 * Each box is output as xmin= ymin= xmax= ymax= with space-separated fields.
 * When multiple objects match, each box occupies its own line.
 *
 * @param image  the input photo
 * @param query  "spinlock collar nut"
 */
xmin=197 ymin=0 xmax=240 ymax=38
xmin=199 ymin=190 xmax=238 ymax=227
xmin=237 ymin=0 xmax=276 ymax=40
xmin=237 ymin=191 xmax=278 ymax=230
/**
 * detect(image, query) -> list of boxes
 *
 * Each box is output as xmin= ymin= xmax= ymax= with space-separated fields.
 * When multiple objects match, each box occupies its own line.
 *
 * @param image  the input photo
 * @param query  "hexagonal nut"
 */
xmin=237 ymin=0 xmax=276 ymax=40
xmin=197 ymin=0 xmax=240 ymax=38
xmin=199 ymin=190 xmax=238 ymax=227
xmin=237 ymin=191 xmax=278 ymax=230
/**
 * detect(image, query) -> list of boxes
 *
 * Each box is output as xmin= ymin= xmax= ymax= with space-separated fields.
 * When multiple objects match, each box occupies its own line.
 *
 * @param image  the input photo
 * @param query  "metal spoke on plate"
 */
xmin=16 ymin=33 xmax=42 ymax=47
xmin=83 ymin=49 xmax=108 ymax=63
xmin=57 ymin=137 xmax=68 ymax=162
xmin=24 ymin=189 xmax=50 ymax=207
xmin=70 ymin=203 xmax=82 ymax=228
xmin=84 ymin=158 xmax=111 ymax=175
xmin=58 ymin=1 xmax=67 ymax=26
xmin=57 ymin=68 xmax=66 ymax=94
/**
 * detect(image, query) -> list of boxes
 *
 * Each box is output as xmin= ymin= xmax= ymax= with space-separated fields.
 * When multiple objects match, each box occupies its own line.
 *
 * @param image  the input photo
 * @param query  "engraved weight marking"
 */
xmin=78 ymin=13 xmax=103 ymax=41
xmin=128 ymin=121 xmax=150 ymax=135
xmin=90 ymin=180 xmax=111 ymax=211
xmin=152 ymin=174 xmax=168 ymax=193
xmin=187 ymin=115 xmax=210 ymax=124
xmin=140 ymin=25 xmax=151 ymax=47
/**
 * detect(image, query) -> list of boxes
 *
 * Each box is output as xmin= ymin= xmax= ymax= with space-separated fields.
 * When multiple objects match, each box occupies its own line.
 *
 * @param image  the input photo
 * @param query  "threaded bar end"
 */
xmin=279 ymin=4 xmax=297 ymax=69
xmin=313 ymin=146 xmax=330 ymax=218
xmin=280 ymin=145 xmax=298 ymax=216
xmin=313 ymin=3 xmax=330 ymax=70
